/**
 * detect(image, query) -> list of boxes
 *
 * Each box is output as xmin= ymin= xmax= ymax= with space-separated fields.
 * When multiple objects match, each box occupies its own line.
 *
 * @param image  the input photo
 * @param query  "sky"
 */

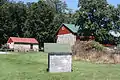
xmin=14 ymin=0 xmax=120 ymax=10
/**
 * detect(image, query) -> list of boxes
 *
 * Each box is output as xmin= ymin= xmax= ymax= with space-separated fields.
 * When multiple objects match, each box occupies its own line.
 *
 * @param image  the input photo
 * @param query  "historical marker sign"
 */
xmin=44 ymin=43 xmax=72 ymax=53
xmin=48 ymin=53 xmax=72 ymax=73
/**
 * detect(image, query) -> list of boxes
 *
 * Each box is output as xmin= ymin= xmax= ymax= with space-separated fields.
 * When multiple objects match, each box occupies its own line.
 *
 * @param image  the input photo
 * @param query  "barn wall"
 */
xmin=13 ymin=44 xmax=39 ymax=52
xmin=57 ymin=33 xmax=76 ymax=46
xmin=7 ymin=42 xmax=14 ymax=49
xmin=14 ymin=44 xmax=31 ymax=52
xmin=33 ymin=45 xmax=39 ymax=52
xmin=7 ymin=43 xmax=39 ymax=52
xmin=57 ymin=26 xmax=71 ymax=35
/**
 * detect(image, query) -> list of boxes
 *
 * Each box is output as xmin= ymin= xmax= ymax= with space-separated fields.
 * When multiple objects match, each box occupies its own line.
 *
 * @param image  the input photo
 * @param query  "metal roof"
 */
xmin=63 ymin=23 xmax=79 ymax=33
xmin=109 ymin=30 xmax=120 ymax=37
xmin=7 ymin=37 xmax=39 ymax=44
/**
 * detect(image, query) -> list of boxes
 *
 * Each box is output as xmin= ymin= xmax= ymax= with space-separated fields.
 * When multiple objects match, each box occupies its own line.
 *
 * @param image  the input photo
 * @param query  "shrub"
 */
xmin=91 ymin=41 xmax=104 ymax=51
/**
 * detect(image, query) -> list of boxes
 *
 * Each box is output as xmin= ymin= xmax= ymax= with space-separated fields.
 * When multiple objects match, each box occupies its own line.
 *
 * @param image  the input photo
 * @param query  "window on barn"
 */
xmin=62 ymin=27 xmax=65 ymax=30
xmin=30 ymin=44 xmax=33 ymax=49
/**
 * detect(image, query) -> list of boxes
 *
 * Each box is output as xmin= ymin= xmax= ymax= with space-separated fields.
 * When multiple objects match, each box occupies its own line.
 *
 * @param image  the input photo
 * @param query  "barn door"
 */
xmin=30 ymin=44 xmax=33 ymax=49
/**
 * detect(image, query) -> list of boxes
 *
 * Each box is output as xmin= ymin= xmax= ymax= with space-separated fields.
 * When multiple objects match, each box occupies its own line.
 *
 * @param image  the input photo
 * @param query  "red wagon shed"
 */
xmin=7 ymin=37 xmax=39 ymax=52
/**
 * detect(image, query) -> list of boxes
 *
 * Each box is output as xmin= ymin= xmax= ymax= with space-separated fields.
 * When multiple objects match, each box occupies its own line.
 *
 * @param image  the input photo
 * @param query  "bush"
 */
xmin=91 ymin=41 xmax=104 ymax=51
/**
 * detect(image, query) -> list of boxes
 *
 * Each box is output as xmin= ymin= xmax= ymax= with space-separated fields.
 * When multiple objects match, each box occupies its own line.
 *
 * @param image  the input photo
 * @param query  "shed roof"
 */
xmin=62 ymin=23 xmax=79 ymax=33
xmin=7 ymin=37 xmax=39 ymax=44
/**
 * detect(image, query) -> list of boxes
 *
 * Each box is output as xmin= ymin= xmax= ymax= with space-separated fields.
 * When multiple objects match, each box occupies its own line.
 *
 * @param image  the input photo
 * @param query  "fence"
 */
xmin=0 ymin=49 xmax=14 ymax=52
xmin=0 ymin=49 xmax=41 ymax=53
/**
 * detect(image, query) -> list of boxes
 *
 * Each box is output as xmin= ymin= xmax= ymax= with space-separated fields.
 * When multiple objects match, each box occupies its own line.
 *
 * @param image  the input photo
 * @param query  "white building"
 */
xmin=7 ymin=37 xmax=39 ymax=52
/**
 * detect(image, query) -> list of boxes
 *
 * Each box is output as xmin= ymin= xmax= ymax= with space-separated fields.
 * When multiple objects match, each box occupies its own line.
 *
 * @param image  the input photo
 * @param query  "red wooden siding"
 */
xmin=76 ymin=36 xmax=95 ymax=41
xmin=7 ymin=38 xmax=13 ymax=43
xmin=57 ymin=26 xmax=71 ymax=35
xmin=103 ymin=44 xmax=113 ymax=47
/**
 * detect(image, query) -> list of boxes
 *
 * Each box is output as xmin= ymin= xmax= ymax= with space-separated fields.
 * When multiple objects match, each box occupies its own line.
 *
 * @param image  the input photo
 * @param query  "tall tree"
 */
xmin=77 ymin=0 xmax=118 ymax=44
xmin=0 ymin=0 xmax=8 ymax=6
xmin=45 ymin=0 xmax=68 ymax=13
xmin=0 ymin=1 xmax=27 ymax=44
xmin=24 ymin=0 xmax=55 ymax=46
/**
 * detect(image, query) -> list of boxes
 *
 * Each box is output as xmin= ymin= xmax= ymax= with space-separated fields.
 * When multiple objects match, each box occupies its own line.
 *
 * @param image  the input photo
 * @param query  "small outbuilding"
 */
xmin=56 ymin=23 xmax=79 ymax=46
xmin=7 ymin=37 xmax=39 ymax=52
xmin=56 ymin=23 xmax=95 ymax=46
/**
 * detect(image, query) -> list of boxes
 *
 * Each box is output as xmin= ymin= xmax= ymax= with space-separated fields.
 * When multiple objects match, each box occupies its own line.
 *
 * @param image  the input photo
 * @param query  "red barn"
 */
xmin=56 ymin=23 xmax=94 ymax=46
xmin=7 ymin=37 xmax=39 ymax=52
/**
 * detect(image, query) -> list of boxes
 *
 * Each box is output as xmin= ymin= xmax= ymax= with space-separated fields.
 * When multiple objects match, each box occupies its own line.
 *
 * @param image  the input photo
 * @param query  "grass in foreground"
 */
xmin=0 ymin=52 xmax=120 ymax=80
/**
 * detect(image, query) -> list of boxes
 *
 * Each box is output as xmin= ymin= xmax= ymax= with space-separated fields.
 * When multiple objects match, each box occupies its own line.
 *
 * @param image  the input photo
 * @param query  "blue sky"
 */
xmin=14 ymin=0 xmax=120 ymax=10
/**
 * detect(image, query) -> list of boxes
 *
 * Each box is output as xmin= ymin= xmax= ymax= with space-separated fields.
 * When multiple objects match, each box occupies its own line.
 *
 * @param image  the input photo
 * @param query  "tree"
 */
xmin=24 ymin=0 xmax=55 ymax=46
xmin=0 ymin=1 xmax=27 ymax=45
xmin=0 ymin=0 xmax=8 ymax=6
xmin=0 ymin=0 xmax=55 ymax=46
xmin=45 ymin=0 xmax=68 ymax=13
xmin=76 ymin=0 xmax=119 ymax=44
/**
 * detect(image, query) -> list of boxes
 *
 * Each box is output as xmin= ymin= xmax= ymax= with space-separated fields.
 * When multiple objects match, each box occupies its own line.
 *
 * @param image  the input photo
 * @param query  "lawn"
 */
xmin=0 ymin=52 xmax=120 ymax=80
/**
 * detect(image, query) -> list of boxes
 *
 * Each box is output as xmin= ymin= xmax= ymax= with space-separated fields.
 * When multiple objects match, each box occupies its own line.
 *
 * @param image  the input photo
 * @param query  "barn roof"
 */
xmin=63 ymin=23 xmax=79 ymax=33
xmin=7 ymin=37 xmax=39 ymax=44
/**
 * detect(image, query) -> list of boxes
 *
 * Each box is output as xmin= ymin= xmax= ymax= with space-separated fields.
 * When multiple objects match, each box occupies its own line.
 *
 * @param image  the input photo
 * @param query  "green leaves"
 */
xmin=0 ymin=0 xmax=55 ymax=46
xmin=77 ymin=0 xmax=120 ymax=44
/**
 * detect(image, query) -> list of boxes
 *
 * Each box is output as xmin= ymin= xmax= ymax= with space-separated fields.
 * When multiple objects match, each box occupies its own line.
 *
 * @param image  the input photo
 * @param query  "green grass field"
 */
xmin=0 ymin=52 xmax=120 ymax=80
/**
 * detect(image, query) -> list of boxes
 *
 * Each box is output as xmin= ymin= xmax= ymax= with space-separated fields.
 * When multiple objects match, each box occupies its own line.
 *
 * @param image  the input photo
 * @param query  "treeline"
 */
xmin=1 ymin=0 xmax=120 ymax=47
xmin=0 ymin=0 xmax=77 ymax=46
